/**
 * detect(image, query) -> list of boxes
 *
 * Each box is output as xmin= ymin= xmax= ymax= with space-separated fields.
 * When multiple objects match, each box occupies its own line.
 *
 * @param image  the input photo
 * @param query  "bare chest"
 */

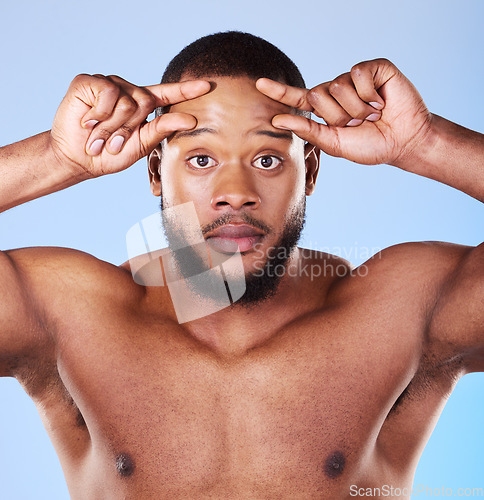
xmin=51 ymin=308 xmax=420 ymax=497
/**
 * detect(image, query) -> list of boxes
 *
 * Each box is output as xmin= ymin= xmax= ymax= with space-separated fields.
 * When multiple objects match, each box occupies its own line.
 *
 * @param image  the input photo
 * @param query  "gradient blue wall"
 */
xmin=1 ymin=0 xmax=482 ymax=497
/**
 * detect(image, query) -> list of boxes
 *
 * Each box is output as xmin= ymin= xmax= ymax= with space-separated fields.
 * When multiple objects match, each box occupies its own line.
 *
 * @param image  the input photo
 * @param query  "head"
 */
xmin=148 ymin=32 xmax=320 ymax=307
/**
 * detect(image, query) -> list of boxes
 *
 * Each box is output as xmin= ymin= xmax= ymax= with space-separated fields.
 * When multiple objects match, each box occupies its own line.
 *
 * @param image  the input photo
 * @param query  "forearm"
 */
xmin=0 ymin=131 xmax=89 ymax=213
xmin=396 ymin=114 xmax=484 ymax=202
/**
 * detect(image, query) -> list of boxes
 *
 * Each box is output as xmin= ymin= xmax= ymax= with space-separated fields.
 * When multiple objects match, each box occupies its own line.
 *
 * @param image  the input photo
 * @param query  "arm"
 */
xmin=255 ymin=58 xmax=484 ymax=202
xmin=256 ymin=59 xmax=484 ymax=368
xmin=0 ymin=249 xmax=49 ymax=377
xmin=427 ymin=241 xmax=484 ymax=372
xmin=1 ymin=75 xmax=209 ymax=213
xmin=0 ymin=131 xmax=88 ymax=213
xmin=396 ymin=114 xmax=484 ymax=201
xmin=0 ymin=74 xmax=210 ymax=372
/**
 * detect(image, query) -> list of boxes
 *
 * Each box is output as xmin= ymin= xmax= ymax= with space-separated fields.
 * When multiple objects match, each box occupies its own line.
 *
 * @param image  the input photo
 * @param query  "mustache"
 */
xmin=201 ymin=212 xmax=273 ymax=236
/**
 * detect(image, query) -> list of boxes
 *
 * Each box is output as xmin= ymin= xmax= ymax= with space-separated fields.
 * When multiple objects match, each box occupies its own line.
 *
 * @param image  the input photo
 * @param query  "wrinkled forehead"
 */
xmin=168 ymin=76 xmax=295 ymax=130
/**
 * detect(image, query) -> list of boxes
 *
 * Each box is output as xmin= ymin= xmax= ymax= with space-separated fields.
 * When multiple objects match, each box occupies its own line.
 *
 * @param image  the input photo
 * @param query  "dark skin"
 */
xmin=0 ymin=61 xmax=483 ymax=499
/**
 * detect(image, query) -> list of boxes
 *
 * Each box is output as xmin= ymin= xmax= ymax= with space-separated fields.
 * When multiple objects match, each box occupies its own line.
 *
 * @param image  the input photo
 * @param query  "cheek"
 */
xmin=272 ymin=160 xmax=306 ymax=208
xmin=285 ymin=142 xmax=307 ymax=196
xmin=160 ymin=165 xmax=212 ymax=212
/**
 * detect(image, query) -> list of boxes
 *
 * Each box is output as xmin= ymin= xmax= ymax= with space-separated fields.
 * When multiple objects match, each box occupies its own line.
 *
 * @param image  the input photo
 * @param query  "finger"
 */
xmin=145 ymin=80 xmax=211 ymax=107
xmin=139 ymin=112 xmax=198 ymax=156
xmin=325 ymin=73 xmax=381 ymax=123
xmin=103 ymin=77 xmax=161 ymax=154
xmin=255 ymin=78 xmax=313 ymax=112
xmin=305 ymin=83 xmax=353 ymax=127
xmin=101 ymin=84 xmax=159 ymax=155
xmin=85 ymin=76 xmax=162 ymax=155
xmin=85 ymin=94 xmax=141 ymax=155
xmin=106 ymin=88 xmax=157 ymax=154
xmin=271 ymin=114 xmax=341 ymax=157
xmin=78 ymin=76 xmax=121 ymax=127
xmin=350 ymin=62 xmax=386 ymax=110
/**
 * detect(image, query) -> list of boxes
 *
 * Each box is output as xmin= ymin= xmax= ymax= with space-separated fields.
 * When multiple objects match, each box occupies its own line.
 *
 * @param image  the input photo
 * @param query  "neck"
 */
xmin=181 ymin=248 xmax=318 ymax=358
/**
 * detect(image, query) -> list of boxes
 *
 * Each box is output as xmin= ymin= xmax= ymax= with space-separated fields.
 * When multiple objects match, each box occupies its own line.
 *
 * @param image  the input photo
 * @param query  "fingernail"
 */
xmin=89 ymin=139 xmax=104 ymax=155
xmin=365 ymin=113 xmax=381 ymax=122
xmin=346 ymin=118 xmax=363 ymax=127
xmin=84 ymin=120 xmax=99 ymax=129
xmin=109 ymin=135 xmax=125 ymax=154
xmin=369 ymin=102 xmax=383 ymax=110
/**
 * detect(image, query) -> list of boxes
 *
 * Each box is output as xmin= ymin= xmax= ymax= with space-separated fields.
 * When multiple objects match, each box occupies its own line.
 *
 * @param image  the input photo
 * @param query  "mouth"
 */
xmin=205 ymin=224 xmax=265 ymax=253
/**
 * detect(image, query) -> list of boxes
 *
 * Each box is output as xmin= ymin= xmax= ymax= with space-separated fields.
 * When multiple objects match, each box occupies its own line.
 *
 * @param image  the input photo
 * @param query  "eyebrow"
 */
xmin=170 ymin=127 xmax=217 ymax=141
xmin=170 ymin=127 xmax=293 ymax=142
xmin=253 ymin=130 xmax=293 ymax=141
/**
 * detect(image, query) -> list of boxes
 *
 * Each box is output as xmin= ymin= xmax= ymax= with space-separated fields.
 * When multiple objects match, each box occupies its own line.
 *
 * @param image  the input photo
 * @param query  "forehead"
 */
xmin=169 ymin=76 xmax=294 ymax=130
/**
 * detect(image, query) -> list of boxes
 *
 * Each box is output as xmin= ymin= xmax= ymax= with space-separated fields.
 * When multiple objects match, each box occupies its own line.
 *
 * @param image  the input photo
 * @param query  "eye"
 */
xmin=253 ymin=155 xmax=282 ymax=170
xmin=187 ymin=155 xmax=217 ymax=169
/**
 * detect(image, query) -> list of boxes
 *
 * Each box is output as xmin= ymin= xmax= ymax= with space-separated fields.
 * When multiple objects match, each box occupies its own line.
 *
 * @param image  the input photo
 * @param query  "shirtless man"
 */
xmin=1 ymin=31 xmax=482 ymax=499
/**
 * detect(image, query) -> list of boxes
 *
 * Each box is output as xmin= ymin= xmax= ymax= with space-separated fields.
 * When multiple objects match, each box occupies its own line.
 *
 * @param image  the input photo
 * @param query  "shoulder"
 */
xmin=8 ymin=244 xmax=122 ymax=270
xmin=302 ymin=241 xmax=470 ymax=282
xmin=355 ymin=240 xmax=471 ymax=281
xmin=0 ymin=246 xmax=139 ymax=377
xmin=6 ymin=245 xmax=145 ymax=310
xmin=326 ymin=240 xmax=474 ymax=311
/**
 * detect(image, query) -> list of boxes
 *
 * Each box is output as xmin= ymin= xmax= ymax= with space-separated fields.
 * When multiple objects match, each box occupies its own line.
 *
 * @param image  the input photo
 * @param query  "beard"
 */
xmin=160 ymin=194 xmax=306 ymax=309
xmin=235 ymin=198 xmax=306 ymax=307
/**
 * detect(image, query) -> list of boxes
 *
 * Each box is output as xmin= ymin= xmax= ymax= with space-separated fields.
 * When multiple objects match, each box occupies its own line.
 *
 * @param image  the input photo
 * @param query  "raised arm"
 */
xmin=0 ymin=73 xmax=210 ymax=373
xmin=0 ymin=74 xmax=210 ymax=212
xmin=256 ymin=58 xmax=484 ymax=201
xmin=398 ymin=114 xmax=484 ymax=202
xmin=0 ymin=249 xmax=48 ymax=377
xmin=256 ymin=59 xmax=484 ymax=370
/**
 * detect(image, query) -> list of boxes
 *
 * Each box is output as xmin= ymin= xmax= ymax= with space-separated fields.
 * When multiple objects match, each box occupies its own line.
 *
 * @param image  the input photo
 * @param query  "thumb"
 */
xmin=139 ymin=112 xmax=197 ymax=155
xmin=272 ymin=114 xmax=341 ymax=157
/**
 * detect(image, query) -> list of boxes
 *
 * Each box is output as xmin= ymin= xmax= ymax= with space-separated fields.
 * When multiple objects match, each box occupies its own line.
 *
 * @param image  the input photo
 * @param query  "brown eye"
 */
xmin=187 ymin=155 xmax=216 ymax=169
xmin=253 ymin=155 xmax=282 ymax=170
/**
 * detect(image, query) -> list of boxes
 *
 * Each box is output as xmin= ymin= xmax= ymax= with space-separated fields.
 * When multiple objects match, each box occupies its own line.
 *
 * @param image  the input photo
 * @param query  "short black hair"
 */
xmin=161 ymin=31 xmax=305 ymax=86
xmin=156 ymin=31 xmax=308 ymax=117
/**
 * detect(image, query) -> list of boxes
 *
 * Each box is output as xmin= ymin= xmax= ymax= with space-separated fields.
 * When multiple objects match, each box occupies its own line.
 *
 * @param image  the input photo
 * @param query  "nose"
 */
xmin=210 ymin=162 xmax=261 ymax=211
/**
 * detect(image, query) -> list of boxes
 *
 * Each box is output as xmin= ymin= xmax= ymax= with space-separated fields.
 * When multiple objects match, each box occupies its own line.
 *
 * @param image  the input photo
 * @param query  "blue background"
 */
xmin=0 ymin=0 xmax=482 ymax=497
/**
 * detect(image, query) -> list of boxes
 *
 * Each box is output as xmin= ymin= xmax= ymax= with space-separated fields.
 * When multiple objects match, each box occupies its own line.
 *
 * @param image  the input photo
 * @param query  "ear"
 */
xmin=304 ymin=142 xmax=320 ymax=196
xmin=148 ymin=145 xmax=162 ymax=197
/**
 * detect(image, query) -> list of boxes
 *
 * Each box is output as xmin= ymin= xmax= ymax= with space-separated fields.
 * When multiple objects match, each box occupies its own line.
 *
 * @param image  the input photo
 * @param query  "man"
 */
xmin=0 ymin=31 xmax=482 ymax=499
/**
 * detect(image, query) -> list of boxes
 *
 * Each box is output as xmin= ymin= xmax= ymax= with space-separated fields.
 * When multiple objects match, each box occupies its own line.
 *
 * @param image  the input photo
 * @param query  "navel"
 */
xmin=116 ymin=453 xmax=135 ymax=478
xmin=324 ymin=450 xmax=345 ymax=479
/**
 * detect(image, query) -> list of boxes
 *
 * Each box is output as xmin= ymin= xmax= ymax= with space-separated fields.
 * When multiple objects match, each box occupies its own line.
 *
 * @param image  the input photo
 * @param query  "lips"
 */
xmin=206 ymin=224 xmax=265 ymax=253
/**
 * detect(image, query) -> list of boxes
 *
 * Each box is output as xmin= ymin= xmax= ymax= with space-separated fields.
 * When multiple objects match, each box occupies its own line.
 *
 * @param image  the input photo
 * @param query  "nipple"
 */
xmin=116 ymin=453 xmax=135 ymax=478
xmin=324 ymin=450 xmax=345 ymax=479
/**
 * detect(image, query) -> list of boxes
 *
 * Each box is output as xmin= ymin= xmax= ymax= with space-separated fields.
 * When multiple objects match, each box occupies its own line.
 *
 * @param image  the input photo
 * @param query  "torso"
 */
xmin=14 ymin=245 xmax=466 ymax=499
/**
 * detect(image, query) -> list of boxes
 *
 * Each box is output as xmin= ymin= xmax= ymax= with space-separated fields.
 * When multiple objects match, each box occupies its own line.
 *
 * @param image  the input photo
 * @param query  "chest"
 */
xmin=54 ymin=307 xmax=421 ymax=490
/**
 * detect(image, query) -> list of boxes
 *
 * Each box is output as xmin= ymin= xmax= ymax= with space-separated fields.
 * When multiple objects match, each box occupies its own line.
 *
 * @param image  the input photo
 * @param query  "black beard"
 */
xmin=234 ymin=199 xmax=306 ymax=308
xmin=160 ymin=196 xmax=306 ymax=309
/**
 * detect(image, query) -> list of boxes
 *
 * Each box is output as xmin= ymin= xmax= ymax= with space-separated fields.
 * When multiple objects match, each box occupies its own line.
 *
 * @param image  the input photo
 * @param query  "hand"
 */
xmin=256 ymin=59 xmax=432 ymax=167
xmin=50 ymin=74 xmax=210 ymax=177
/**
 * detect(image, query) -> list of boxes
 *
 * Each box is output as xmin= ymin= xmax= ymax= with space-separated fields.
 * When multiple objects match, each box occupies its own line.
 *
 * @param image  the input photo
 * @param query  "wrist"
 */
xmin=46 ymin=131 xmax=94 ymax=184
xmin=0 ymin=131 xmax=92 ymax=213
xmin=390 ymin=114 xmax=484 ymax=201
xmin=391 ymin=113 xmax=439 ymax=174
